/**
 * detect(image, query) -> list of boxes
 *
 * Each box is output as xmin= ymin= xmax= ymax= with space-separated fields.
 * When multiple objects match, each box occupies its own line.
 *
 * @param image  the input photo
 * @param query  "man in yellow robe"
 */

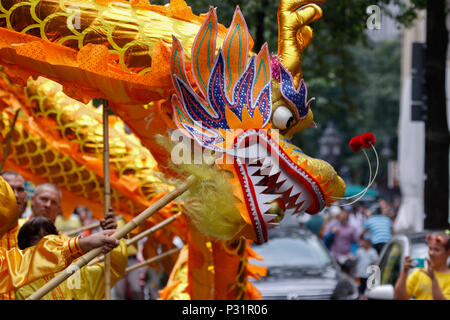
xmin=1 ymin=171 xmax=123 ymax=299
xmin=15 ymin=217 xmax=128 ymax=300
xmin=0 ymin=176 xmax=120 ymax=295
xmin=0 ymin=171 xmax=28 ymax=249
xmin=1 ymin=230 xmax=119 ymax=295
xmin=0 ymin=171 xmax=29 ymax=299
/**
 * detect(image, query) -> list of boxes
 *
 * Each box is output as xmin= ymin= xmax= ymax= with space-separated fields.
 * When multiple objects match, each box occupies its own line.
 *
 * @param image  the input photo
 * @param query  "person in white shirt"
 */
xmin=355 ymin=233 xmax=378 ymax=298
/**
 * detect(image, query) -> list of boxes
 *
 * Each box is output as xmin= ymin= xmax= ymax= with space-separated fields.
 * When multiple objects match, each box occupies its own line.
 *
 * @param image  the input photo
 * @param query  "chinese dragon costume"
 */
xmin=0 ymin=0 xmax=345 ymax=299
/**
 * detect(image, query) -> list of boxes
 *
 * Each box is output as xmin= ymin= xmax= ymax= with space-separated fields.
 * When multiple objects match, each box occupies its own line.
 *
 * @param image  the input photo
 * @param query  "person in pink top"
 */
xmin=324 ymin=206 xmax=359 ymax=274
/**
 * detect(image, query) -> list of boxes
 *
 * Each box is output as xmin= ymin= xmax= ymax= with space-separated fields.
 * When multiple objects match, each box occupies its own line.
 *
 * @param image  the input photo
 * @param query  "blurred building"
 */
xmin=395 ymin=0 xmax=450 ymax=232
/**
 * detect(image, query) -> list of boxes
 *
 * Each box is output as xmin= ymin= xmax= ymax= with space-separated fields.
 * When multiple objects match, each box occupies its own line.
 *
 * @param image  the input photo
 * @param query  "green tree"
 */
xmin=298 ymin=40 xmax=401 ymax=187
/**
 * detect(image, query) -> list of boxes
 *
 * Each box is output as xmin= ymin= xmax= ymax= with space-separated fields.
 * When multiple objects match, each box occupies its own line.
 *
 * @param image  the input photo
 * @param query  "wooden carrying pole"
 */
xmin=102 ymin=100 xmax=111 ymax=300
xmin=26 ymin=175 xmax=195 ymax=300
xmin=88 ymin=213 xmax=181 ymax=266
xmin=64 ymin=221 xmax=100 ymax=237
xmin=127 ymin=212 xmax=181 ymax=247
xmin=125 ymin=247 xmax=182 ymax=273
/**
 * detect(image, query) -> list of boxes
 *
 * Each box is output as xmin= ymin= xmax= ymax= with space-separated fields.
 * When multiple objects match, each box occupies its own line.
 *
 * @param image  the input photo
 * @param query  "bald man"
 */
xmin=30 ymin=183 xmax=62 ymax=224
xmin=0 ymin=175 xmax=63 ymax=224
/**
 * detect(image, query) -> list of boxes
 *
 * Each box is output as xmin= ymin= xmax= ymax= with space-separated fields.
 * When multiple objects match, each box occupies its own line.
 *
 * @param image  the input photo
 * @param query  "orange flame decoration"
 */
xmin=170 ymin=7 xmax=272 ymax=152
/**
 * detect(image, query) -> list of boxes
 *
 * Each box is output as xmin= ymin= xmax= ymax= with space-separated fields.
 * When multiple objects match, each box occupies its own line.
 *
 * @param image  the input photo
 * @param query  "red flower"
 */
xmin=349 ymin=136 xmax=363 ymax=152
xmin=360 ymin=132 xmax=376 ymax=148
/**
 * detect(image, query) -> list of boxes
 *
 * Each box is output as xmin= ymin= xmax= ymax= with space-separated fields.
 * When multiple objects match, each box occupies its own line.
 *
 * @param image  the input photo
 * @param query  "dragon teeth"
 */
xmin=263 ymin=213 xmax=277 ymax=223
xmin=247 ymin=165 xmax=260 ymax=176
xmin=295 ymin=192 xmax=307 ymax=207
xmin=248 ymin=156 xmax=263 ymax=165
xmin=260 ymin=203 xmax=273 ymax=215
xmin=286 ymin=188 xmax=299 ymax=202
xmin=262 ymin=157 xmax=272 ymax=166
xmin=277 ymin=181 xmax=292 ymax=194
xmin=275 ymin=179 xmax=286 ymax=191
xmin=254 ymin=185 xmax=266 ymax=194
xmin=296 ymin=192 xmax=311 ymax=212
xmin=260 ymin=166 xmax=272 ymax=176
xmin=250 ymin=174 xmax=265 ymax=185
xmin=296 ymin=201 xmax=309 ymax=214
xmin=259 ymin=158 xmax=273 ymax=175
xmin=268 ymin=222 xmax=281 ymax=229
xmin=267 ymin=165 xmax=280 ymax=177
xmin=259 ymin=193 xmax=281 ymax=204
xmin=285 ymin=208 xmax=296 ymax=216
xmin=291 ymin=183 xmax=304 ymax=196
xmin=266 ymin=171 xmax=280 ymax=183
xmin=276 ymin=171 xmax=289 ymax=185
xmin=299 ymin=201 xmax=309 ymax=213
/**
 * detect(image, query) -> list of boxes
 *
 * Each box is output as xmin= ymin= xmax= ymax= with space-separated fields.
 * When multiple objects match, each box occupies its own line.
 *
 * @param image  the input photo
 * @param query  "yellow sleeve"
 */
xmin=406 ymin=269 xmax=421 ymax=299
xmin=108 ymin=239 xmax=128 ymax=287
xmin=14 ymin=278 xmax=49 ymax=300
xmin=0 ymin=234 xmax=83 ymax=294
xmin=76 ymin=239 xmax=128 ymax=300
xmin=438 ymin=273 xmax=450 ymax=300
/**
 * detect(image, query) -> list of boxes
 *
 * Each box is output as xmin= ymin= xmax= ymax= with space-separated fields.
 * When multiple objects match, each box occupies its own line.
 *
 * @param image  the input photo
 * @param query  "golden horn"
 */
xmin=277 ymin=0 xmax=325 ymax=87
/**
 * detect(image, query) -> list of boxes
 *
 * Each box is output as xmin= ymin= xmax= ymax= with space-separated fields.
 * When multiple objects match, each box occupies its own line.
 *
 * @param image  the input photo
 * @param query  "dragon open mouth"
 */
xmin=233 ymin=129 xmax=326 ymax=244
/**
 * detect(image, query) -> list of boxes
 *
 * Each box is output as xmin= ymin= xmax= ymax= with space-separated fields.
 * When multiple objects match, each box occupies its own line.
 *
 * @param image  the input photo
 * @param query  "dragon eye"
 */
xmin=272 ymin=106 xmax=294 ymax=130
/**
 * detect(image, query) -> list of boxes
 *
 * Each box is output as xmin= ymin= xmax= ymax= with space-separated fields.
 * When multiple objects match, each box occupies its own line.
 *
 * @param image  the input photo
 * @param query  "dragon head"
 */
xmin=170 ymin=3 xmax=344 ymax=244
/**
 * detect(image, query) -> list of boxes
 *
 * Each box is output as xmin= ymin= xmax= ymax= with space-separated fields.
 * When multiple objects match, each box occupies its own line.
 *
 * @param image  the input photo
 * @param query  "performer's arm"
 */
xmin=83 ymin=211 xmax=128 ymax=300
xmin=394 ymin=256 xmax=414 ymax=300
xmin=0 ymin=230 xmax=119 ymax=293
xmin=0 ymin=235 xmax=82 ymax=293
